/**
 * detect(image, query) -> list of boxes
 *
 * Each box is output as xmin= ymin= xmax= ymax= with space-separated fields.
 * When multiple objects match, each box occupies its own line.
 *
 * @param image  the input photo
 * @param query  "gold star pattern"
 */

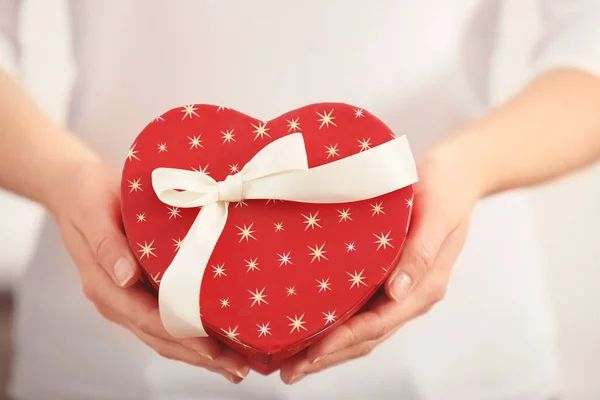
xmin=167 ymin=206 xmax=181 ymax=219
xmin=317 ymin=110 xmax=337 ymax=129
xmin=173 ymin=238 xmax=183 ymax=250
xmin=358 ymin=138 xmax=371 ymax=151
xmin=181 ymin=105 xmax=199 ymax=119
xmin=188 ymin=135 xmax=203 ymax=149
xmin=346 ymin=242 xmax=356 ymax=252
xmin=212 ymin=264 xmax=226 ymax=278
xmin=338 ymin=208 xmax=352 ymax=222
xmin=251 ymin=122 xmax=270 ymax=140
xmin=287 ymin=117 xmax=300 ymax=132
xmin=191 ymin=164 xmax=209 ymax=175
xmin=371 ymin=202 xmax=384 ymax=216
xmin=216 ymin=106 xmax=229 ymax=112
xmin=317 ymin=278 xmax=332 ymax=293
xmin=248 ymin=287 xmax=268 ymax=307
xmin=220 ymin=298 xmax=230 ymax=308
xmin=234 ymin=200 xmax=248 ymax=208
xmin=302 ymin=212 xmax=322 ymax=230
xmin=127 ymin=143 xmax=140 ymax=161
xmin=157 ymin=143 xmax=167 ymax=152
xmin=406 ymin=197 xmax=414 ymax=208
xmin=222 ymin=325 xmax=239 ymax=340
xmin=354 ymin=109 xmax=364 ymax=118
xmin=286 ymin=286 xmax=297 ymax=296
xmin=278 ymin=252 xmax=292 ymax=266
xmin=229 ymin=164 xmax=239 ymax=173
xmin=152 ymin=272 xmax=161 ymax=284
xmin=348 ymin=270 xmax=367 ymax=289
xmin=287 ymin=314 xmax=307 ymax=333
xmin=374 ymin=231 xmax=394 ymax=250
xmin=137 ymin=241 xmax=156 ymax=259
xmin=154 ymin=115 xmax=164 ymax=122
xmin=237 ymin=223 xmax=256 ymax=242
xmin=274 ymin=222 xmax=284 ymax=232
xmin=128 ymin=178 xmax=142 ymax=193
xmin=136 ymin=213 xmax=146 ymax=223
xmin=325 ymin=144 xmax=340 ymax=158
xmin=257 ymin=322 xmax=271 ymax=337
xmin=222 ymin=129 xmax=236 ymax=143
xmin=323 ymin=310 xmax=337 ymax=324
xmin=308 ymin=243 xmax=328 ymax=263
xmin=245 ymin=258 xmax=260 ymax=272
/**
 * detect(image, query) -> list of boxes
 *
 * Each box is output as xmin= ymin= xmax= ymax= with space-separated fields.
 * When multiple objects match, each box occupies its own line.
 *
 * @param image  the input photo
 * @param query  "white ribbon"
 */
xmin=151 ymin=132 xmax=417 ymax=338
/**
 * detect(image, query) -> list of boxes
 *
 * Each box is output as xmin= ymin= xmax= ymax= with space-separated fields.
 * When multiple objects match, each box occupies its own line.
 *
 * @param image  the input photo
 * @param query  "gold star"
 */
xmin=220 ymin=298 xmax=230 ymax=308
xmin=317 ymin=110 xmax=337 ymax=129
xmin=128 ymin=178 xmax=142 ymax=192
xmin=229 ymin=164 xmax=239 ymax=173
xmin=251 ymin=122 xmax=270 ymax=140
xmin=346 ymin=242 xmax=356 ymax=252
xmin=157 ymin=143 xmax=167 ymax=152
xmin=257 ymin=322 xmax=271 ymax=337
xmin=323 ymin=310 xmax=337 ymax=324
xmin=234 ymin=200 xmax=248 ymax=208
xmin=222 ymin=325 xmax=239 ymax=340
xmin=286 ymin=286 xmax=297 ymax=296
xmin=348 ymin=270 xmax=367 ymax=289
xmin=245 ymin=258 xmax=260 ymax=272
xmin=237 ymin=223 xmax=256 ymax=242
xmin=188 ymin=135 xmax=203 ymax=149
xmin=173 ymin=238 xmax=183 ymax=250
xmin=308 ymin=243 xmax=328 ymax=263
xmin=216 ymin=106 xmax=230 ymax=112
xmin=137 ymin=241 xmax=156 ymax=259
xmin=212 ymin=264 xmax=226 ymax=278
xmin=317 ymin=278 xmax=332 ymax=293
xmin=191 ymin=164 xmax=210 ymax=175
xmin=338 ymin=208 xmax=352 ymax=222
xmin=136 ymin=213 xmax=146 ymax=222
xmin=127 ymin=143 xmax=140 ymax=161
xmin=374 ymin=231 xmax=394 ymax=250
xmin=406 ymin=197 xmax=414 ymax=208
xmin=248 ymin=287 xmax=268 ymax=307
xmin=287 ymin=314 xmax=307 ymax=333
xmin=274 ymin=222 xmax=284 ymax=232
xmin=302 ymin=211 xmax=322 ymax=230
xmin=222 ymin=129 xmax=236 ymax=143
xmin=371 ymin=202 xmax=384 ymax=216
xmin=181 ymin=105 xmax=199 ymax=119
xmin=354 ymin=109 xmax=364 ymax=118
xmin=325 ymin=144 xmax=340 ymax=158
xmin=278 ymin=252 xmax=292 ymax=266
xmin=358 ymin=138 xmax=371 ymax=151
xmin=154 ymin=115 xmax=164 ymax=122
xmin=167 ymin=206 xmax=181 ymax=219
xmin=287 ymin=117 xmax=300 ymax=131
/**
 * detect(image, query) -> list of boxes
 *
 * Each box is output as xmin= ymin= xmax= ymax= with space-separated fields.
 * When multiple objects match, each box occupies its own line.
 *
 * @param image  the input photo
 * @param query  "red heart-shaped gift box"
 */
xmin=120 ymin=102 xmax=416 ymax=371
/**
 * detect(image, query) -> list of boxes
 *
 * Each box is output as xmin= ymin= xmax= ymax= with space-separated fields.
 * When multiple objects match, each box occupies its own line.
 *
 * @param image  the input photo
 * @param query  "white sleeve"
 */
xmin=0 ymin=0 xmax=22 ymax=76
xmin=531 ymin=0 xmax=600 ymax=78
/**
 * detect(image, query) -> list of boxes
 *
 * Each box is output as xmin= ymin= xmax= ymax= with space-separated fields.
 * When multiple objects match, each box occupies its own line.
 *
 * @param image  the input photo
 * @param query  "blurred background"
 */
xmin=0 ymin=0 xmax=599 ymax=399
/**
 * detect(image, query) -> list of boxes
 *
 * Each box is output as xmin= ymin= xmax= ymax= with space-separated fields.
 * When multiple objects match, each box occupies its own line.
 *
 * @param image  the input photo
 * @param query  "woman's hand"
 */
xmin=47 ymin=160 xmax=249 ymax=383
xmin=280 ymin=142 xmax=483 ymax=384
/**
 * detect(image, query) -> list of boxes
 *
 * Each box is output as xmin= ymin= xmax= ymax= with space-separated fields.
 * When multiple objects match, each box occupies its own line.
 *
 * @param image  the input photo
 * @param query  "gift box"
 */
xmin=120 ymin=102 xmax=417 ymax=371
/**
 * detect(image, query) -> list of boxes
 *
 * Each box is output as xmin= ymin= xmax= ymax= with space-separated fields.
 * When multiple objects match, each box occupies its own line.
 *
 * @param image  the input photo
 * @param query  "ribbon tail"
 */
xmin=158 ymin=202 xmax=228 ymax=338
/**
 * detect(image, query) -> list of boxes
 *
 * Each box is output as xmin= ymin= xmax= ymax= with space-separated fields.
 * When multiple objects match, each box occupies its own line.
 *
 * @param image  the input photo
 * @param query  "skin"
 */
xmin=2 ymin=66 xmax=600 ymax=386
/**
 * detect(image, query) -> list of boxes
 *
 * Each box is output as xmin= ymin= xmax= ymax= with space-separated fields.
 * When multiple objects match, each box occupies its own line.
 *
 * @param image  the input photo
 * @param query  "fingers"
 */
xmin=77 ymin=190 xmax=140 ymax=287
xmin=385 ymin=195 xmax=449 ymax=303
xmin=130 ymin=327 xmax=243 ymax=383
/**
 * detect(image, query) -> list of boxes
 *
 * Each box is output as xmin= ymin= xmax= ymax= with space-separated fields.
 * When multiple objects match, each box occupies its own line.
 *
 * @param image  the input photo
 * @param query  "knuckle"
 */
xmin=413 ymin=241 xmax=436 ymax=271
xmin=92 ymin=232 xmax=114 ymax=265
xmin=154 ymin=345 xmax=174 ymax=360
xmin=428 ymin=279 xmax=448 ymax=303
xmin=356 ymin=343 xmax=375 ymax=358
xmin=81 ymin=281 xmax=98 ymax=303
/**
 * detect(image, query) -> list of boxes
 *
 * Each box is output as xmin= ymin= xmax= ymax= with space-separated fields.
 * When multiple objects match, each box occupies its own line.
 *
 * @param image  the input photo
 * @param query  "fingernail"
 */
xmin=114 ymin=258 xmax=135 ymax=287
xmin=199 ymin=352 xmax=214 ymax=361
xmin=224 ymin=374 xmax=241 ymax=384
xmin=311 ymin=355 xmax=327 ymax=364
xmin=390 ymin=272 xmax=412 ymax=302
xmin=288 ymin=373 xmax=305 ymax=385
xmin=226 ymin=368 xmax=246 ymax=379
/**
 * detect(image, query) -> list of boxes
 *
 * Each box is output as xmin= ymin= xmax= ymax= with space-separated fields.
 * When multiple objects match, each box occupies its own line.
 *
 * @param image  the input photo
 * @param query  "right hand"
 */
xmin=47 ymin=160 xmax=249 ymax=383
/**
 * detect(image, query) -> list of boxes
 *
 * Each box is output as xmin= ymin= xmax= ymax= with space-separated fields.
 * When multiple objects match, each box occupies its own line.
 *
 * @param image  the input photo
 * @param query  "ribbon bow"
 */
xmin=152 ymin=132 xmax=417 ymax=338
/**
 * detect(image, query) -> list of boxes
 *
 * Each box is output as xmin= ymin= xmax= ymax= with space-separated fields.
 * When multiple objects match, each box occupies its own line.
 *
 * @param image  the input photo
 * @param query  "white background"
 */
xmin=1 ymin=1 xmax=599 ymax=398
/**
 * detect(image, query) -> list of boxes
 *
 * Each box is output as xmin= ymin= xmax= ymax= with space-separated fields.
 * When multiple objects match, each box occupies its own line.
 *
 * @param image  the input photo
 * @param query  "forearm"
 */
xmin=0 ymin=68 xmax=99 ymax=209
xmin=437 ymin=68 xmax=600 ymax=198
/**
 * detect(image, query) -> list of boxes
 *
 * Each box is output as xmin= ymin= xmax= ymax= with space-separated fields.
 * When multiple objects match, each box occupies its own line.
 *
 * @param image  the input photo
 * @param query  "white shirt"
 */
xmin=3 ymin=1 xmax=600 ymax=399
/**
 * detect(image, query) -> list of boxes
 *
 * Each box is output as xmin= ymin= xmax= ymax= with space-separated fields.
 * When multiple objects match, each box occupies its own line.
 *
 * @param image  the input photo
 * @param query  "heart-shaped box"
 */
xmin=120 ymin=102 xmax=416 ymax=369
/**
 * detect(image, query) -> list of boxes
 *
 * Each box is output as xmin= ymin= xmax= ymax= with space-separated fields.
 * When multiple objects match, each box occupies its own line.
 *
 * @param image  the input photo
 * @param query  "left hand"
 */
xmin=280 ymin=143 xmax=483 ymax=384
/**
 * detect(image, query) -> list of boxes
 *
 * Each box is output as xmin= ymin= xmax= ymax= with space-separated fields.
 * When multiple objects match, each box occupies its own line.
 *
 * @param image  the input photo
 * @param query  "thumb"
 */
xmin=385 ymin=200 xmax=447 ymax=303
xmin=80 ymin=194 xmax=141 ymax=288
